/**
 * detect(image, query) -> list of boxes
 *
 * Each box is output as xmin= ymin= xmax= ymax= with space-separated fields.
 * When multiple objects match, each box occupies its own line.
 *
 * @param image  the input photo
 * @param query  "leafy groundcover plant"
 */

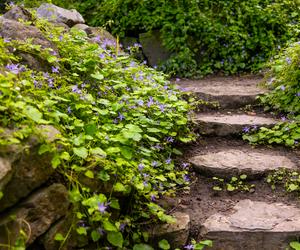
xmin=0 ymin=10 xmax=197 ymax=249
xmin=243 ymin=41 xmax=300 ymax=148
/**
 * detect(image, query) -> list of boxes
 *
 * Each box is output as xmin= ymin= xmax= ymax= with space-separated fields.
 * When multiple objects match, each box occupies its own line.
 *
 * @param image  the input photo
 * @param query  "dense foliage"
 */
xmin=41 ymin=0 xmax=300 ymax=77
xmin=0 ymin=10 xmax=198 ymax=248
xmin=243 ymin=41 xmax=300 ymax=147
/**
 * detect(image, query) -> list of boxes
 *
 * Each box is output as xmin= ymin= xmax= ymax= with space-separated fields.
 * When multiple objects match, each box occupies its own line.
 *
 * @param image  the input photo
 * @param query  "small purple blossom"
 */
xmin=93 ymin=36 xmax=101 ymax=43
xmin=137 ymin=100 xmax=144 ymax=106
xmin=72 ymin=85 xmax=82 ymax=94
xmin=129 ymin=61 xmax=136 ymax=67
xmin=51 ymin=66 xmax=59 ymax=73
xmin=184 ymin=244 xmax=194 ymax=250
xmin=151 ymin=195 xmax=156 ymax=201
xmin=182 ymin=162 xmax=189 ymax=168
xmin=99 ymin=53 xmax=106 ymax=59
xmin=152 ymin=161 xmax=158 ymax=167
xmin=281 ymin=116 xmax=287 ymax=121
xmin=119 ymin=223 xmax=126 ymax=232
xmin=67 ymin=106 xmax=72 ymax=114
xmin=138 ymin=163 xmax=144 ymax=171
xmin=166 ymin=137 xmax=174 ymax=143
xmin=6 ymin=64 xmax=21 ymax=74
xmin=165 ymin=158 xmax=172 ymax=164
xmin=147 ymin=97 xmax=154 ymax=107
xmin=98 ymin=202 xmax=107 ymax=213
xmin=176 ymin=78 xmax=180 ymax=82
xmin=243 ymin=127 xmax=250 ymax=133
xmin=154 ymin=144 xmax=162 ymax=150
xmin=280 ymin=85 xmax=286 ymax=91
xmin=286 ymin=57 xmax=292 ymax=64
xmin=296 ymin=92 xmax=300 ymax=97
xmin=118 ymin=112 xmax=125 ymax=121
xmin=98 ymin=227 xmax=106 ymax=235
xmin=183 ymin=175 xmax=190 ymax=183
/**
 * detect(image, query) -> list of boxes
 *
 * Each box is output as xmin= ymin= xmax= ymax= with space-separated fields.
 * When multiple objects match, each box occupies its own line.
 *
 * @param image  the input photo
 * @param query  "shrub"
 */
xmin=243 ymin=41 xmax=300 ymax=147
xmin=0 ymin=12 xmax=195 ymax=248
xmin=65 ymin=0 xmax=300 ymax=77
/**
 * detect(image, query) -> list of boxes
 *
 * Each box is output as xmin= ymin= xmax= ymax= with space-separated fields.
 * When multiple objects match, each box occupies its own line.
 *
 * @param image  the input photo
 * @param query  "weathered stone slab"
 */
xmin=139 ymin=30 xmax=171 ymax=67
xmin=0 ymin=126 xmax=60 ymax=212
xmin=37 ymin=3 xmax=85 ymax=27
xmin=149 ymin=212 xmax=190 ymax=249
xmin=0 ymin=157 xmax=12 ymax=190
xmin=200 ymin=199 xmax=300 ymax=250
xmin=190 ymin=149 xmax=297 ymax=178
xmin=176 ymin=76 xmax=265 ymax=108
xmin=196 ymin=113 xmax=278 ymax=136
xmin=3 ymin=6 xmax=34 ymax=22
xmin=0 ymin=184 xmax=69 ymax=246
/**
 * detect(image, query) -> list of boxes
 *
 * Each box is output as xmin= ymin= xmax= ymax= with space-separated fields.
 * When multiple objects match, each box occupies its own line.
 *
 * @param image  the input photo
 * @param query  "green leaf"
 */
xmin=290 ymin=241 xmax=300 ymax=250
xmin=133 ymin=244 xmax=154 ymax=250
xmin=91 ymin=230 xmax=101 ymax=242
xmin=76 ymin=227 xmax=87 ymax=235
xmin=47 ymin=55 xmax=58 ymax=63
xmin=159 ymin=239 xmax=170 ymax=249
xmin=288 ymin=183 xmax=298 ymax=191
xmin=226 ymin=184 xmax=235 ymax=192
xmin=98 ymin=170 xmax=110 ymax=182
xmin=24 ymin=105 xmax=43 ymax=123
xmin=85 ymin=123 xmax=97 ymax=136
xmin=90 ymin=147 xmax=107 ymax=157
xmin=107 ymin=232 xmax=123 ymax=248
xmin=110 ymin=199 xmax=120 ymax=210
xmin=91 ymin=72 xmax=104 ymax=80
xmin=240 ymin=174 xmax=247 ymax=180
xmin=51 ymin=154 xmax=61 ymax=169
xmin=38 ymin=144 xmax=52 ymax=155
xmin=0 ymin=191 xmax=3 ymax=200
xmin=103 ymin=221 xmax=117 ymax=232
xmin=54 ymin=233 xmax=64 ymax=241
xmin=73 ymin=147 xmax=88 ymax=159
xmin=114 ymin=182 xmax=126 ymax=192
xmin=85 ymin=170 xmax=94 ymax=179
xmin=120 ymin=146 xmax=133 ymax=159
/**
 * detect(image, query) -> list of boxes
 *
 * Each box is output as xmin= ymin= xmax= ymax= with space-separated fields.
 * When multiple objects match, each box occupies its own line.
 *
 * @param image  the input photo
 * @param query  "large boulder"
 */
xmin=0 ymin=184 xmax=69 ymax=246
xmin=37 ymin=3 xmax=85 ymax=27
xmin=3 ymin=6 xmax=34 ymax=22
xmin=0 ymin=17 xmax=59 ymax=70
xmin=0 ymin=126 xmax=60 ymax=212
xmin=139 ymin=30 xmax=171 ymax=67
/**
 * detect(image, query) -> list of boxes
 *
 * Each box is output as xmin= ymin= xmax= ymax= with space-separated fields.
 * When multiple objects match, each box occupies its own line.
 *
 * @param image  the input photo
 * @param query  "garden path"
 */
xmin=174 ymin=75 xmax=300 ymax=250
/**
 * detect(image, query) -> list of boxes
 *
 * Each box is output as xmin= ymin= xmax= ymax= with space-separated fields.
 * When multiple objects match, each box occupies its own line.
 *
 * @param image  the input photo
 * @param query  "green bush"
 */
xmin=68 ymin=0 xmax=300 ymax=77
xmin=0 ymin=13 xmax=195 ymax=248
xmin=243 ymin=41 xmax=300 ymax=147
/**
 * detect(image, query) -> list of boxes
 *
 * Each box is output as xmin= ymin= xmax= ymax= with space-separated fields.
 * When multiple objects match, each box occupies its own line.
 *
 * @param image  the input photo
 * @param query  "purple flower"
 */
xmin=98 ymin=202 xmax=107 ymax=213
xmin=152 ymin=161 xmax=158 ymax=167
xmin=6 ymin=64 xmax=21 ymax=74
xmin=176 ymin=78 xmax=180 ymax=82
xmin=99 ymin=53 xmax=106 ymax=59
xmin=184 ymin=175 xmax=190 ymax=182
xmin=93 ymin=36 xmax=101 ymax=43
xmin=151 ymin=195 xmax=156 ymax=201
xmin=138 ymin=163 xmax=144 ymax=171
xmin=280 ymin=85 xmax=286 ymax=91
xmin=43 ymin=72 xmax=50 ymax=79
xmin=147 ymin=97 xmax=154 ymax=107
xmin=286 ymin=57 xmax=292 ymax=64
xmin=243 ymin=127 xmax=250 ymax=133
xmin=281 ymin=116 xmax=287 ymax=121
xmin=4 ymin=38 xmax=11 ymax=43
xmin=119 ymin=223 xmax=126 ymax=232
xmin=166 ymin=137 xmax=174 ymax=143
xmin=118 ymin=112 xmax=125 ymax=121
xmin=296 ymin=92 xmax=300 ymax=97
xmin=72 ymin=85 xmax=82 ymax=94
xmin=133 ymin=43 xmax=142 ymax=48
xmin=182 ymin=162 xmax=189 ymax=168
xmin=129 ymin=61 xmax=136 ymax=67
xmin=98 ymin=227 xmax=106 ymax=235
xmin=154 ymin=144 xmax=162 ymax=150
xmin=184 ymin=244 xmax=194 ymax=250
xmin=51 ymin=66 xmax=59 ymax=73
xmin=137 ymin=100 xmax=144 ymax=106
xmin=67 ymin=106 xmax=72 ymax=114
xmin=165 ymin=158 xmax=172 ymax=164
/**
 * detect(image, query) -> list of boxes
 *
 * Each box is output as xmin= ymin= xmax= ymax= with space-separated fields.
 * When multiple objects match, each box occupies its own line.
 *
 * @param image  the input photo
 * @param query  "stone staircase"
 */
xmin=175 ymin=76 xmax=300 ymax=250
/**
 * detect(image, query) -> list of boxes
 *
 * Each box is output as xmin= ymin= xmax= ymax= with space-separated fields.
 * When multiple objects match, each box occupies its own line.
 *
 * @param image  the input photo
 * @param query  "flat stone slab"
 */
xmin=190 ymin=149 xmax=297 ymax=178
xmin=176 ymin=76 xmax=266 ymax=108
xmin=200 ymin=199 xmax=300 ymax=250
xmin=195 ymin=113 xmax=278 ymax=136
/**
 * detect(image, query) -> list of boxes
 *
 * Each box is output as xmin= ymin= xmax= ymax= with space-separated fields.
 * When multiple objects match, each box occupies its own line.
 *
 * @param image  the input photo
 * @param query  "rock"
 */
xmin=139 ymin=30 xmax=171 ymax=67
xmin=0 ymin=17 xmax=59 ymax=70
xmin=175 ymin=76 xmax=265 ymax=108
xmin=195 ymin=113 xmax=278 ymax=136
xmin=190 ymin=149 xmax=297 ymax=178
xmin=0 ymin=184 xmax=69 ymax=246
xmin=150 ymin=212 xmax=190 ymax=249
xmin=0 ymin=126 xmax=60 ymax=212
xmin=37 ymin=3 xmax=85 ymax=27
xmin=3 ymin=6 xmax=34 ymax=22
xmin=41 ymin=214 xmax=88 ymax=250
xmin=0 ymin=157 xmax=12 ymax=190
xmin=200 ymin=199 xmax=300 ymax=250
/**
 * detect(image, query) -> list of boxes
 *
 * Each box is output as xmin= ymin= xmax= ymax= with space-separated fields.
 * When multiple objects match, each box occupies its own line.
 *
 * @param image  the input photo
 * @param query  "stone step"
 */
xmin=190 ymin=148 xmax=297 ymax=178
xmin=175 ymin=76 xmax=266 ymax=108
xmin=200 ymin=199 xmax=300 ymax=250
xmin=195 ymin=113 xmax=278 ymax=136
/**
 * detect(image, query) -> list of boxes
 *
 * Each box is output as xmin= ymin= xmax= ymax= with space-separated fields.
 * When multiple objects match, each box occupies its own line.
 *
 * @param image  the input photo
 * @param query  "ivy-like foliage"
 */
xmin=42 ymin=0 xmax=300 ymax=77
xmin=0 ymin=13 xmax=196 ymax=248
xmin=243 ymin=41 xmax=300 ymax=148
